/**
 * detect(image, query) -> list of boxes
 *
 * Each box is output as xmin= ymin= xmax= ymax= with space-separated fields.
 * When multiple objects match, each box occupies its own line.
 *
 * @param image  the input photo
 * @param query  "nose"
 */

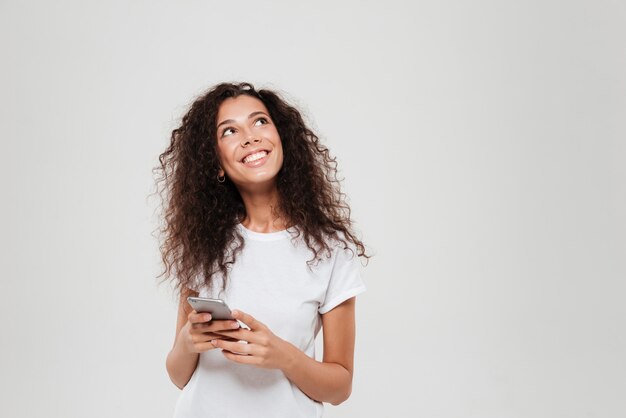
xmin=241 ymin=136 xmax=261 ymax=147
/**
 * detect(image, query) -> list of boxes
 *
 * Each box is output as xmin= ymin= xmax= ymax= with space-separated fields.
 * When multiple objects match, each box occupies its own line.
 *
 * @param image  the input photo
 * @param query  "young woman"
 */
xmin=156 ymin=82 xmax=370 ymax=417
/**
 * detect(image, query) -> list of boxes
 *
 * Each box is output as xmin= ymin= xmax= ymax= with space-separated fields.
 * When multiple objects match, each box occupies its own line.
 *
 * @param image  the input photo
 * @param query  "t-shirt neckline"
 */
xmin=236 ymin=223 xmax=296 ymax=242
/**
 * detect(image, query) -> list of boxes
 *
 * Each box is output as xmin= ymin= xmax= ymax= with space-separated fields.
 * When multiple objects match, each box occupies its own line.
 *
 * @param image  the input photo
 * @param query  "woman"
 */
xmin=155 ymin=82 xmax=370 ymax=417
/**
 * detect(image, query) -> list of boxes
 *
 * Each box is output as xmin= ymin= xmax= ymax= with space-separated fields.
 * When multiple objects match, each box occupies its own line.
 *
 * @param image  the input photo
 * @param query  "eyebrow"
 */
xmin=216 ymin=111 xmax=269 ymax=130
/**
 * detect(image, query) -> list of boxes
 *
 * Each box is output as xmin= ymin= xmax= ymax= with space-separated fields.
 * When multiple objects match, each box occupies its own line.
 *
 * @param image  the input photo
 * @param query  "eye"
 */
xmin=221 ymin=127 xmax=236 ymax=137
xmin=254 ymin=117 xmax=269 ymax=126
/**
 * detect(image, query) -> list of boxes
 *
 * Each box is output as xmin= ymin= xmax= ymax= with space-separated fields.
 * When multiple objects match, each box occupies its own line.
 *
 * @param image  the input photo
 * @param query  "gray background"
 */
xmin=1 ymin=1 xmax=625 ymax=417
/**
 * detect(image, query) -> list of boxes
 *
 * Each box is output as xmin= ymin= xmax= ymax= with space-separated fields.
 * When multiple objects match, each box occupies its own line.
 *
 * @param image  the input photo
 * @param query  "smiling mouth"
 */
xmin=240 ymin=150 xmax=271 ymax=164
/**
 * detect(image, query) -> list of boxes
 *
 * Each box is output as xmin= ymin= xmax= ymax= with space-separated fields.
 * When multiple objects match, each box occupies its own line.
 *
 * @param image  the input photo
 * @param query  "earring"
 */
xmin=217 ymin=173 xmax=225 ymax=183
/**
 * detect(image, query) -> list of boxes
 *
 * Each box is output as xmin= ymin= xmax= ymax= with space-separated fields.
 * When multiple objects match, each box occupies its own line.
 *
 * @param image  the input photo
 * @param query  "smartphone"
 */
xmin=187 ymin=297 xmax=234 ymax=320
xmin=186 ymin=296 xmax=251 ymax=330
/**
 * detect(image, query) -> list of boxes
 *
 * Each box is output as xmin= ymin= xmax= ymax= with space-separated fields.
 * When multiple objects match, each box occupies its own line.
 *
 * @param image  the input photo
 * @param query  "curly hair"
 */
xmin=152 ymin=82 xmax=370 ymax=298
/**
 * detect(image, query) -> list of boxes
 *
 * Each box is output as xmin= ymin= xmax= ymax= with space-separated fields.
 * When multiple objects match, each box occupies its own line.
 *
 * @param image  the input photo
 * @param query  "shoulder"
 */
xmin=288 ymin=227 xmax=361 ymax=269
xmin=325 ymin=230 xmax=359 ymax=259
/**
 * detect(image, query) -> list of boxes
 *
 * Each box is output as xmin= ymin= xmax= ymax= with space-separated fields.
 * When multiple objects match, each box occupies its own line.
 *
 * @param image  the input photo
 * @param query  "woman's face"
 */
xmin=215 ymin=95 xmax=284 ymax=191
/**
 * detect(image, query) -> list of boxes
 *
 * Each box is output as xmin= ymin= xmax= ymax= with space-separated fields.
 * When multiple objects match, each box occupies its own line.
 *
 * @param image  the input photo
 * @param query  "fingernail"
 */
xmin=232 ymin=310 xmax=239 ymax=316
xmin=205 ymin=314 xmax=212 ymax=321
xmin=231 ymin=321 xmax=240 ymax=329
xmin=211 ymin=339 xmax=217 ymax=345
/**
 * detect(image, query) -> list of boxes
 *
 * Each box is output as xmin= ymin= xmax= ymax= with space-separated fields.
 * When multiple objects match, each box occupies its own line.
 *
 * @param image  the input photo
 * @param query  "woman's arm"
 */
xmin=167 ymin=288 xmax=252 ymax=389
xmin=166 ymin=287 xmax=200 ymax=389
xmin=280 ymin=297 xmax=357 ymax=405
xmin=212 ymin=297 xmax=359 ymax=405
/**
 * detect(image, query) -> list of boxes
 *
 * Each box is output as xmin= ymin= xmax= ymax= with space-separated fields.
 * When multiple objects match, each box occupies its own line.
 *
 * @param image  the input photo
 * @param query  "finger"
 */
xmin=231 ymin=309 xmax=265 ymax=330
xmin=211 ymin=328 xmax=256 ymax=342
xmin=221 ymin=349 xmax=258 ymax=365
xmin=193 ymin=341 xmax=221 ymax=352
xmin=192 ymin=332 xmax=226 ymax=343
xmin=207 ymin=320 xmax=242 ymax=332
xmin=211 ymin=339 xmax=253 ymax=355
xmin=220 ymin=336 xmax=241 ymax=342
xmin=198 ymin=334 xmax=241 ymax=343
xmin=192 ymin=319 xmax=240 ymax=332
xmin=202 ymin=334 xmax=240 ymax=342
xmin=189 ymin=312 xmax=212 ymax=324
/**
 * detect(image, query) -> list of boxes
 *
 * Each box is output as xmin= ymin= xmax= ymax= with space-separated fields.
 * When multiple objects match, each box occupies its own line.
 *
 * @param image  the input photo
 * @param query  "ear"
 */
xmin=218 ymin=167 xmax=225 ymax=177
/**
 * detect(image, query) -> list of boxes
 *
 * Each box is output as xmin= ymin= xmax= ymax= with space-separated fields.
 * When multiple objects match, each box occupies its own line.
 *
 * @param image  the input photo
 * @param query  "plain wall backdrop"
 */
xmin=1 ymin=1 xmax=625 ymax=417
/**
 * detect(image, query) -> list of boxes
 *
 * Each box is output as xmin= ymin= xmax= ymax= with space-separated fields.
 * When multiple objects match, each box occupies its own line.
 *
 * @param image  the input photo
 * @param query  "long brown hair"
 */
xmin=152 ymin=82 xmax=370 ymax=297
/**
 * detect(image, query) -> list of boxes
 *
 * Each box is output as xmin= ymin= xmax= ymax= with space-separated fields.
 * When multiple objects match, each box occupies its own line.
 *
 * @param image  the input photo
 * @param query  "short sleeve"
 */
xmin=318 ymin=243 xmax=367 ymax=314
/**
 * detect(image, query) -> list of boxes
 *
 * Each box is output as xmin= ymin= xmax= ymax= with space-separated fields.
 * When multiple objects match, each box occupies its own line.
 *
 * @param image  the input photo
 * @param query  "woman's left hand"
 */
xmin=211 ymin=309 xmax=295 ymax=370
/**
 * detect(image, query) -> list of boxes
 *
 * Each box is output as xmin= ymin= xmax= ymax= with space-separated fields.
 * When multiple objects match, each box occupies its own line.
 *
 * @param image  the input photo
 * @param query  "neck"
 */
xmin=238 ymin=186 xmax=290 ymax=233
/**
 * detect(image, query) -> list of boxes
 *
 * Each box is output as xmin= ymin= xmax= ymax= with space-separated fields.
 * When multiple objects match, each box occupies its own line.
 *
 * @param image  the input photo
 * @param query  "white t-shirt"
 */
xmin=172 ymin=223 xmax=367 ymax=418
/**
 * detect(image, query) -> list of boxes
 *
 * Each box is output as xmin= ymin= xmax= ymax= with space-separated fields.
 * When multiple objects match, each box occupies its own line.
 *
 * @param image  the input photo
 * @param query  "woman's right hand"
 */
xmin=181 ymin=310 xmax=242 ymax=354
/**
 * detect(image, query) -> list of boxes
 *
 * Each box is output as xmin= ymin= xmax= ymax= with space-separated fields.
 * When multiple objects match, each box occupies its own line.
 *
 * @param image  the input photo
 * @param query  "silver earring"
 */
xmin=217 ymin=173 xmax=225 ymax=183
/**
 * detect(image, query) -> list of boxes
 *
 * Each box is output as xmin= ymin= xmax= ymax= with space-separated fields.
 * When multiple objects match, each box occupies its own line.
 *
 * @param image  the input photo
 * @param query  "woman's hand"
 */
xmin=181 ymin=310 xmax=243 ymax=354
xmin=210 ymin=309 xmax=296 ymax=370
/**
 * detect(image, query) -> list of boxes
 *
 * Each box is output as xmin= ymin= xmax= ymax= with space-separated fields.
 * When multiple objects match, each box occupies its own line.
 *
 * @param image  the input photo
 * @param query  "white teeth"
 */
xmin=243 ymin=151 xmax=268 ymax=163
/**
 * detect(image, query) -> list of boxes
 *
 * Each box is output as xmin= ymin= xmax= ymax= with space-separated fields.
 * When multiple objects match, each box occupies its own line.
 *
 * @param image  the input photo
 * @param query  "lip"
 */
xmin=239 ymin=149 xmax=271 ymax=163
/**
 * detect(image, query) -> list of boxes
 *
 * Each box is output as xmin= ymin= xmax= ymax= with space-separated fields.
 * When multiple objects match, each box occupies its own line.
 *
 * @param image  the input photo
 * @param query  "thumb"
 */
xmin=232 ymin=309 xmax=264 ymax=330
